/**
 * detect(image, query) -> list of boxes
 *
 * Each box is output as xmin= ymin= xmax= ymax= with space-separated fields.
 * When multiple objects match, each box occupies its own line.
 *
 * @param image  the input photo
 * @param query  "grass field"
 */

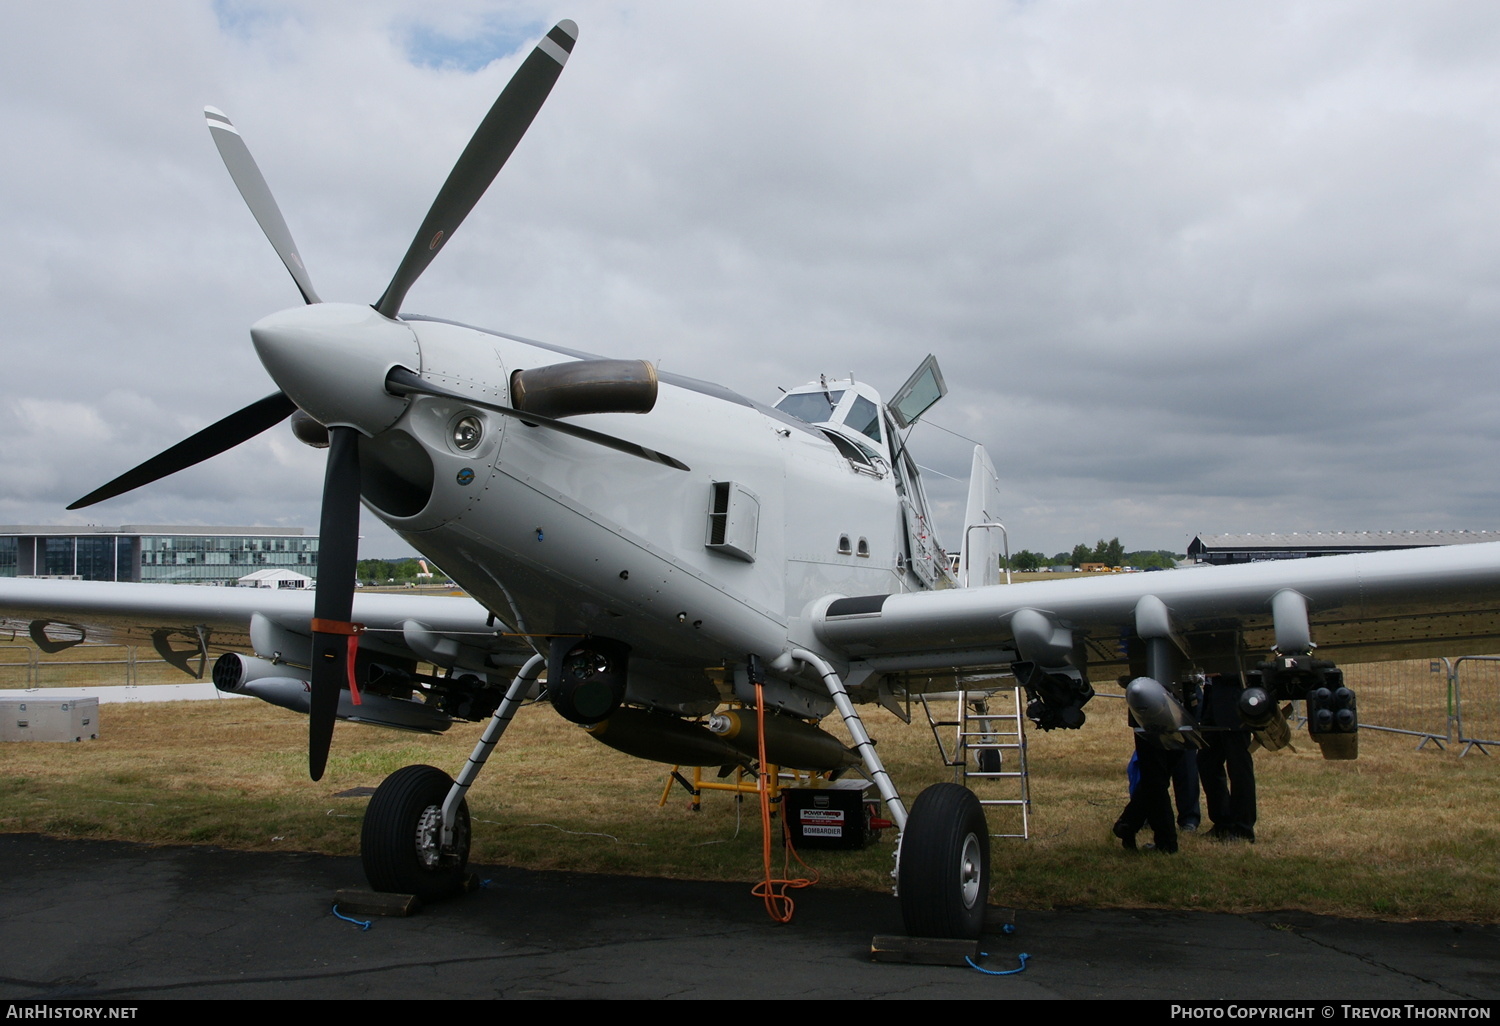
xmin=3 ymin=673 xmax=1497 ymax=922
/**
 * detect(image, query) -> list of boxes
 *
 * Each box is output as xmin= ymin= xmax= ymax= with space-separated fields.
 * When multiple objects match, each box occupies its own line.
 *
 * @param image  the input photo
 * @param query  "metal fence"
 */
xmin=1059 ymin=657 xmax=1494 ymax=756
xmin=1337 ymin=658 xmax=1454 ymax=747
xmin=0 ymin=643 xmax=182 ymax=689
xmin=1452 ymin=656 xmax=1500 ymax=756
xmin=1284 ymin=656 xmax=1500 ymax=756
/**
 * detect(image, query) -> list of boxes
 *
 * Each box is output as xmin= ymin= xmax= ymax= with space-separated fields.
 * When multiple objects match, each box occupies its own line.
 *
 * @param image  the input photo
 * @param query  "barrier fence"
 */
xmin=1452 ymin=656 xmax=1500 ymax=756
xmin=2 ymin=640 xmax=1497 ymax=755
xmin=1340 ymin=656 xmax=1499 ymax=755
xmin=0 ymin=642 xmax=182 ymax=689
xmin=1337 ymin=658 xmax=1454 ymax=746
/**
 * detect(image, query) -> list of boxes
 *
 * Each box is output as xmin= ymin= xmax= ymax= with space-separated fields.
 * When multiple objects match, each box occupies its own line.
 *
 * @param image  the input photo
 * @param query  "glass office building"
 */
xmin=0 ymin=525 xmax=318 ymax=586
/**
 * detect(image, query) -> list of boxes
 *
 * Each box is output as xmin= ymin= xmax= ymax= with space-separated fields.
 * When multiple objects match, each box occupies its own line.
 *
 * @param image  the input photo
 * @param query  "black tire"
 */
xmin=898 ymin=783 xmax=990 ymax=938
xmin=361 ymin=764 xmax=470 ymax=900
xmin=977 ymin=748 xmax=1002 ymax=774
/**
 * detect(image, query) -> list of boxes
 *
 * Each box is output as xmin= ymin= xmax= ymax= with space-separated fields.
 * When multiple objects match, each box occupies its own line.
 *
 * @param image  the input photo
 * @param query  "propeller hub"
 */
xmin=251 ymin=303 xmax=419 ymax=436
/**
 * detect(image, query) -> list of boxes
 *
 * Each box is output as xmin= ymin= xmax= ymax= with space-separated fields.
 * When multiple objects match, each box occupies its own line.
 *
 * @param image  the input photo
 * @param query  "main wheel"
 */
xmin=898 ymin=783 xmax=990 ymax=938
xmin=361 ymin=764 xmax=471 ymax=900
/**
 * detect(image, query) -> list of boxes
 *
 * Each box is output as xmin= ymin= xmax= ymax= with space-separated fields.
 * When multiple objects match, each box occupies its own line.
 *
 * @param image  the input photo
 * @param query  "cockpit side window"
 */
xmin=775 ymin=390 xmax=845 ymax=425
xmin=846 ymin=395 xmax=882 ymax=444
xmin=819 ymin=429 xmax=887 ymax=479
xmin=821 ymin=430 xmax=872 ymax=467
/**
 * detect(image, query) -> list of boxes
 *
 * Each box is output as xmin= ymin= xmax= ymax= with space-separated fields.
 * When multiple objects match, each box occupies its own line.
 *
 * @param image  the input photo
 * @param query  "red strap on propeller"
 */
xmin=311 ymin=619 xmax=364 ymax=705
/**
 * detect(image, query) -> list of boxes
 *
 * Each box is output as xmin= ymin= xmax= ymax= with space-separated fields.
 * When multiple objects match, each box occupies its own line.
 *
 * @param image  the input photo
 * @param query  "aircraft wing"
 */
xmin=813 ymin=543 xmax=1500 ymax=695
xmin=0 ymin=577 xmax=519 ymax=678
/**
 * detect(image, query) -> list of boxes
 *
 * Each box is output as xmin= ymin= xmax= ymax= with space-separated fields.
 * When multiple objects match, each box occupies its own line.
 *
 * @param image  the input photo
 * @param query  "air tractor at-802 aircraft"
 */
xmin=11 ymin=20 xmax=1500 ymax=941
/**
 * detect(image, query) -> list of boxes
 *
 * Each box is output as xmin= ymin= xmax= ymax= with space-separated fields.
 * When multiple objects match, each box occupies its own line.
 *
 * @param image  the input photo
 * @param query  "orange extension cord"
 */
xmin=749 ymin=681 xmax=818 ymax=923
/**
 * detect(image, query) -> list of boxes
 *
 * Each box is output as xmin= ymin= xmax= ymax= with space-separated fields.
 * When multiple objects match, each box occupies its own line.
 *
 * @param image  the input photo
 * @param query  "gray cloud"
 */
xmin=2 ymin=1 xmax=1497 ymax=560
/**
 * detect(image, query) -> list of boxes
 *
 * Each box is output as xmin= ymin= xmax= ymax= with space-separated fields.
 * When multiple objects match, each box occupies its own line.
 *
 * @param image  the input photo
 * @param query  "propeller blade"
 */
xmin=68 ymin=392 xmax=298 ymax=510
xmin=204 ymin=107 xmax=322 ymax=305
xmin=386 ymin=367 xmax=689 ymax=472
xmin=307 ymin=426 xmax=362 ymax=781
xmin=374 ymin=20 xmax=577 ymax=319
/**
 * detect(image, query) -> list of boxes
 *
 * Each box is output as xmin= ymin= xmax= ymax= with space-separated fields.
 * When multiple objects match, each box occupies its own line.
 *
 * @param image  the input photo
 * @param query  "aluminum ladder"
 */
xmin=920 ymin=686 xmax=1031 ymax=839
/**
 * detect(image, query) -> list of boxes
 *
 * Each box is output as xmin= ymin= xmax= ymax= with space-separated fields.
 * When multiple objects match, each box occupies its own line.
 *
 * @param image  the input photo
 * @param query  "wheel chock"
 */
xmin=869 ymin=934 xmax=980 ymax=965
xmin=333 ymin=889 xmax=420 ymax=917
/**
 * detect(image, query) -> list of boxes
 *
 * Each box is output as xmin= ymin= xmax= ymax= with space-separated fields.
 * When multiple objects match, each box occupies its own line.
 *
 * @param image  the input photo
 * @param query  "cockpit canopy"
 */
xmin=774 ymin=378 xmax=884 ymax=446
xmin=772 ymin=360 xmax=953 ymax=589
xmin=774 ymin=355 xmax=946 ymax=443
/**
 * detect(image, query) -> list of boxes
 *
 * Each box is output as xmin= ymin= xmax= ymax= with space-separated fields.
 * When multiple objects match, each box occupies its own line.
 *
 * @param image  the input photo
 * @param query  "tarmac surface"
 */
xmin=1 ymin=834 xmax=1497 ymax=1001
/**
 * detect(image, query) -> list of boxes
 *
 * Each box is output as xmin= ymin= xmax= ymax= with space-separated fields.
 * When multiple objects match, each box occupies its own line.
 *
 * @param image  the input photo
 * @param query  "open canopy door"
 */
xmin=888 ymin=354 xmax=947 ymax=429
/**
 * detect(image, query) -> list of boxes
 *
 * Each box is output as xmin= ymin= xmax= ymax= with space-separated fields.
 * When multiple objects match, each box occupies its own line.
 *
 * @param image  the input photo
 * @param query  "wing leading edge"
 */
xmin=0 ymin=577 xmax=499 ymax=653
xmin=814 ymin=542 xmax=1500 ymax=680
xmin=0 ymin=578 xmax=539 ymax=734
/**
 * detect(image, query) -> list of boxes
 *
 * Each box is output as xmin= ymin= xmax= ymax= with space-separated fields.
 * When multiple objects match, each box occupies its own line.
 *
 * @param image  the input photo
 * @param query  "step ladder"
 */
xmin=919 ymin=686 xmax=1031 ymax=839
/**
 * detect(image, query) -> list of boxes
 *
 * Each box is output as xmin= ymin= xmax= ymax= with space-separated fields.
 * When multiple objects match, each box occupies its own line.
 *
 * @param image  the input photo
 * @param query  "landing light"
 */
xmin=452 ymin=415 xmax=483 ymax=451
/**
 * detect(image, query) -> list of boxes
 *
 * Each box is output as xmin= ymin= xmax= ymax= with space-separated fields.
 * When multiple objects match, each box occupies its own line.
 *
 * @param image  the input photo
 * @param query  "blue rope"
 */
xmin=966 ymin=951 xmax=1029 ymax=975
xmin=331 ymin=904 xmax=372 ymax=931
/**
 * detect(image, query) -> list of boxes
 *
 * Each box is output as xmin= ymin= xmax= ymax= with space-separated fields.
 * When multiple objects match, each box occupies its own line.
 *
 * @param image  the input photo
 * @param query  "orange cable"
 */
xmin=749 ymin=680 xmax=816 ymax=922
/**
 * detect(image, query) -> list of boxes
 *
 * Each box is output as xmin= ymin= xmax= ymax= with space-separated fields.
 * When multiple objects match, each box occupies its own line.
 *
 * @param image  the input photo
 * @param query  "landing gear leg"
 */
xmin=791 ymin=648 xmax=989 ymax=938
xmin=361 ymin=654 xmax=545 ymax=897
xmin=897 ymin=783 xmax=990 ymax=939
xmin=789 ymin=649 xmax=991 ymax=937
xmin=789 ymin=647 xmax=908 ymax=830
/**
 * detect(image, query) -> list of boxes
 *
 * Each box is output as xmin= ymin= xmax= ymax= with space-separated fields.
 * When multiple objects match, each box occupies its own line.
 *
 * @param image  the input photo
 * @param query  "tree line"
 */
xmin=999 ymin=539 xmax=1181 ymax=572
xmin=361 ymin=541 xmax=1179 ymax=584
xmin=357 ymin=557 xmax=445 ymax=584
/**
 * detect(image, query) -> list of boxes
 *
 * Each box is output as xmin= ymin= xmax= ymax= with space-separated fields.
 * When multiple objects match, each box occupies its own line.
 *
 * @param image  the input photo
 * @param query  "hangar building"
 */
xmin=1187 ymin=530 xmax=1500 ymax=566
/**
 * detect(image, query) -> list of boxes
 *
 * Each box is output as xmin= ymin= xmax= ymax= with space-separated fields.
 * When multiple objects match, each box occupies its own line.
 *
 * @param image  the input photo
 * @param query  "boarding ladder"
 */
xmin=920 ymin=686 xmax=1031 ymax=839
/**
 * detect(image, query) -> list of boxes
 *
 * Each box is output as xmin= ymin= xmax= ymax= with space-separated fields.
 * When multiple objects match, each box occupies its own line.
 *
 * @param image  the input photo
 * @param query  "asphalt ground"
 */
xmin=0 ymin=835 xmax=1497 ymax=1002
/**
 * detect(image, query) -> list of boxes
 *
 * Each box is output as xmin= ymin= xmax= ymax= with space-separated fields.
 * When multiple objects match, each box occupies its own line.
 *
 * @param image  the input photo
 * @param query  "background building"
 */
xmin=0 ymin=526 xmax=319 ymax=586
xmin=1188 ymin=530 xmax=1500 ymax=566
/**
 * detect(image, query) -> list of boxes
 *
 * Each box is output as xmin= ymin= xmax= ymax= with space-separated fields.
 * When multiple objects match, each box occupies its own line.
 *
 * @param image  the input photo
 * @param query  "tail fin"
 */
xmin=957 ymin=445 xmax=1004 ymax=588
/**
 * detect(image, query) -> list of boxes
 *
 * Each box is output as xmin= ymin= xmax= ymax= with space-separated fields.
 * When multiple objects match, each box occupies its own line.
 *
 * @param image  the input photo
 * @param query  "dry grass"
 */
xmin=992 ymin=695 xmax=1500 ymax=920
xmin=3 ymin=686 xmax=1497 ymax=921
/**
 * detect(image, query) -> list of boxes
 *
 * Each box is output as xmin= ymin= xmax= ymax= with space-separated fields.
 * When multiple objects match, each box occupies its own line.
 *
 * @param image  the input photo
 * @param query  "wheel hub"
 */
xmin=958 ymin=832 xmax=982 ymax=909
xmin=415 ymin=804 xmax=444 ymax=869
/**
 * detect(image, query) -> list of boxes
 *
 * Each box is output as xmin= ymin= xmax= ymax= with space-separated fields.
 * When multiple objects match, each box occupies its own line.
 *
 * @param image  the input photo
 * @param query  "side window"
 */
xmin=820 ymin=430 xmax=887 ymax=480
xmin=846 ymin=395 xmax=882 ymax=444
xmin=821 ymin=430 xmax=872 ymax=468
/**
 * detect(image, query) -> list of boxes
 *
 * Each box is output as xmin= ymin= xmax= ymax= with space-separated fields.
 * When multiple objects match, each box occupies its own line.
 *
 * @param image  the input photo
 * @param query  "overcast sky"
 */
xmin=3 ymin=1 xmax=1499 ymax=560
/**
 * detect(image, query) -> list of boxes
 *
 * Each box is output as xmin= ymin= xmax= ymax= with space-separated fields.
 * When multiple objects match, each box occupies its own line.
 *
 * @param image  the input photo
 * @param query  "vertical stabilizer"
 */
xmin=957 ymin=445 xmax=1003 ymax=588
